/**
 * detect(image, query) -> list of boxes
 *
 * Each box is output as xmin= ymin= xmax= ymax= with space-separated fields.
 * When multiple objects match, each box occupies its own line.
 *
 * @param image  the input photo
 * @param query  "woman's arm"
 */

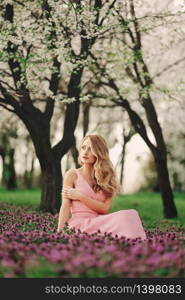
xmin=63 ymin=187 xmax=112 ymax=214
xmin=80 ymin=193 xmax=112 ymax=214
xmin=57 ymin=204 xmax=71 ymax=233
xmin=57 ymin=169 xmax=76 ymax=233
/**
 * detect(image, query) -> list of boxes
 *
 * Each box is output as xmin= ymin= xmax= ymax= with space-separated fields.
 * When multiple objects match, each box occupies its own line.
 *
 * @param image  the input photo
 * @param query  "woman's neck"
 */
xmin=81 ymin=164 xmax=94 ymax=179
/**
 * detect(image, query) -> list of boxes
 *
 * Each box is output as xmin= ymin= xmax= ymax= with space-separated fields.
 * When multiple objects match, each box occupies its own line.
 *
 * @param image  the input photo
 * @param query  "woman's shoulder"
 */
xmin=64 ymin=168 xmax=78 ymax=177
xmin=63 ymin=169 xmax=78 ymax=187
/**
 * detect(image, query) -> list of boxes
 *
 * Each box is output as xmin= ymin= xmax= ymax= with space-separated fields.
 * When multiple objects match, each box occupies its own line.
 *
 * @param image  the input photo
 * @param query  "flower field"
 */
xmin=0 ymin=203 xmax=185 ymax=278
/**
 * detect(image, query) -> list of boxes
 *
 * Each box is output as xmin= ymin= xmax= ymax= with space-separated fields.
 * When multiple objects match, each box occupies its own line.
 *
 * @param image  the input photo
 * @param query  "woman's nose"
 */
xmin=83 ymin=148 xmax=90 ymax=154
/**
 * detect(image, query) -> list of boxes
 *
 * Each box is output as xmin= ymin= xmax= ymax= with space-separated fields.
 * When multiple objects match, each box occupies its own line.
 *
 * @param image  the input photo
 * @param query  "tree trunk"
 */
xmin=39 ymin=154 xmax=62 ymax=214
xmin=82 ymin=102 xmax=91 ymax=136
xmin=117 ymin=96 xmax=177 ymax=218
xmin=153 ymin=150 xmax=177 ymax=218
xmin=124 ymin=0 xmax=177 ymax=218
xmin=120 ymin=143 xmax=126 ymax=186
xmin=7 ymin=148 xmax=17 ymax=189
xmin=144 ymin=100 xmax=177 ymax=218
xmin=24 ymin=157 xmax=34 ymax=189
xmin=120 ymin=127 xmax=135 ymax=186
xmin=70 ymin=138 xmax=80 ymax=168
xmin=0 ymin=145 xmax=17 ymax=190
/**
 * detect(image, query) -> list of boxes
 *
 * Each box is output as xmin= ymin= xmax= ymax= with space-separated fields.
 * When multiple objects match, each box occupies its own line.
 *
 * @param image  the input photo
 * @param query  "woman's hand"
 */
xmin=62 ymin=187 xmax=82 ymax=200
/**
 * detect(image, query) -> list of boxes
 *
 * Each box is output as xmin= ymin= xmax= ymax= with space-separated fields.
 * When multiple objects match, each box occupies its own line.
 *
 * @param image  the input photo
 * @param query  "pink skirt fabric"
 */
xmin=68 ymin=209 xmax=146 ymax=239
xmin=67 ymin=169 xmax=146 ymax=240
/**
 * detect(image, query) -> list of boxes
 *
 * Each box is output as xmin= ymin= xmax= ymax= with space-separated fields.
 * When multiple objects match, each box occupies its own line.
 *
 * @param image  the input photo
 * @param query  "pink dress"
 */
xmin=67 ymin=169 xmax=146 ymax=240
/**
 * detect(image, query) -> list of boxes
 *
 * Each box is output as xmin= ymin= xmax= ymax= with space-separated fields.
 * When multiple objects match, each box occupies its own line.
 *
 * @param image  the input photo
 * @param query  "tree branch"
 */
xmin=0 ymin=82 xmax=20 ymax=111
xmin=129 ymin=0 xmax=141 ymax=48
xmin=89 ymin=50 xmax=157 ymax=150
xmin=0 ymin=101 xmax=15 ymax=112
xmin=153 ymin=56 xmax=185 ymax=79
xmin=4 ymin=4 xmax=31 ymax=101
xmin=98 ymin=0 xmax=117 ymax=27
xmin=44 ymin=57 xmax=61 ymax=121
xmin=0 ymin=79 xmax=17 ymax=92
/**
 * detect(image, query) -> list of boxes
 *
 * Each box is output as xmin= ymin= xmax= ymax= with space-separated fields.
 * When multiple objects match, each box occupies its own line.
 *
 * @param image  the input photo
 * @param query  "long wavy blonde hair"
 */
xmin=79 ymin=135 xmax=120 ymax=197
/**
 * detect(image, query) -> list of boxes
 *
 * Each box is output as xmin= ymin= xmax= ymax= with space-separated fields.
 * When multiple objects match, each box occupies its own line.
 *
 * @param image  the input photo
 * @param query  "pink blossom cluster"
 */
xmin=0 ymin=203 xmax=185 ymax=278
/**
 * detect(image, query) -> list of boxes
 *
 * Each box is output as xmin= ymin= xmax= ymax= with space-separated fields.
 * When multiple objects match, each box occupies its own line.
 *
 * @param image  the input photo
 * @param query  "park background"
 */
xmin=0 ymin=0 xmax=185 ymax=278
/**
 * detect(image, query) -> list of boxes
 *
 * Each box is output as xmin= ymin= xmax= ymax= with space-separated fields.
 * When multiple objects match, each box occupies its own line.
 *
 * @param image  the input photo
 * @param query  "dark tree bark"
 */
xmin=0 ymin=148 xmax=17 ymax=190
xmin=120 ymin=142 xmax=126 ymax=187
xmin=82 ymin=102 xmax=91 ymax=137
xmin=24 ymin=161 xmax=34 ymax=189
xmin=0 ymin=133 xmax=17 ymax=190
xmin=120 ymin=128 xmax=134 ymax=186
xmin=23 ymin=137 xmax=34 ymax=189
xmin=6 ymin=148 xmax=17 ymax=189
xmin=70 ymin=138 xmax=81 ymax=168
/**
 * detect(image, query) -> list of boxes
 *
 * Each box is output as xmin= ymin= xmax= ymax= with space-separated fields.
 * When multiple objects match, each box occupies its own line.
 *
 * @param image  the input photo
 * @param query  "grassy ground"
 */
xmin=0 ymin=187 xmax=185 ymax=231
xmin=111 ymin=192 xmax=185 ymax=231
xmin=0 ymin=188 xmax=40 ymax=207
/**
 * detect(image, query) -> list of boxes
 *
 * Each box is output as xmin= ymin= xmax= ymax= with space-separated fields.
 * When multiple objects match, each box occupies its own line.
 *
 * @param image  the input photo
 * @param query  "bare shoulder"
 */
xmin=63 ymin=169 xmax=77 ymax=186
xmin=64 ymin=168 xmax=77 ymax=178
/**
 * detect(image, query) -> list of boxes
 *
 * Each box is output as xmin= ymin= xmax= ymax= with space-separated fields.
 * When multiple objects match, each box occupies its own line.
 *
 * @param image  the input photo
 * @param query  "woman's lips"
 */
xmin=82 ymin=156 xmax=88 ymax=159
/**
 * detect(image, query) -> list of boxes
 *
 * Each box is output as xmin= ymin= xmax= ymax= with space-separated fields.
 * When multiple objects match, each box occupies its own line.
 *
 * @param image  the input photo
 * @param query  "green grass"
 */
xmin=0 ymin=187 xmax=185 ymax=230
xmin=110 ymin=192 xmax=185 ymax=230
xmin=0 ymin=188 xmax=40 ymax=210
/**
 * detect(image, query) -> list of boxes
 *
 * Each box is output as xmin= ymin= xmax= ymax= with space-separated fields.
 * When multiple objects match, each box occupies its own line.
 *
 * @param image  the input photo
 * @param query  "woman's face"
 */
xmin=80 ymin=138 xmax=96 ymax=165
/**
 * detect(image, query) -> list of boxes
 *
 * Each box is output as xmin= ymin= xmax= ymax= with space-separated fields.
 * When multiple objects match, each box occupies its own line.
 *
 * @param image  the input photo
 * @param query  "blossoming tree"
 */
xmin=0 ymin=0 xmax=116 ymax=213
xmin=79 ymin=0 xmax=185 ymax=218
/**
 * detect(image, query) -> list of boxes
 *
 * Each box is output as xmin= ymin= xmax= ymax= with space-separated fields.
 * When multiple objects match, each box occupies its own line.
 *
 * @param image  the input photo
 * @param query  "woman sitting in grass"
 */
xmin=57 ymin=134 xmax=146 ymax=239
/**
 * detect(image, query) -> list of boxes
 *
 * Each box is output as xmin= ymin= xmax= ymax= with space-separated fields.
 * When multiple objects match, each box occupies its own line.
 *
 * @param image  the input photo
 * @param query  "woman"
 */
xmin=57 ymin=135 xmax=146 ymax=239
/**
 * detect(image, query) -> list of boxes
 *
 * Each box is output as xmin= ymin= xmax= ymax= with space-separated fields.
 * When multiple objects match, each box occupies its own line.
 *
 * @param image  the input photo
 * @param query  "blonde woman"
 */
xmin=57 ymin=135 xmax=146 ymax=239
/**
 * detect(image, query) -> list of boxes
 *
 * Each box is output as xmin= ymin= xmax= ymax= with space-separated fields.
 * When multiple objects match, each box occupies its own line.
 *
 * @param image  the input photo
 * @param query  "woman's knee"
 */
xmin=127 ymin=209 xmax=139 ymax=216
